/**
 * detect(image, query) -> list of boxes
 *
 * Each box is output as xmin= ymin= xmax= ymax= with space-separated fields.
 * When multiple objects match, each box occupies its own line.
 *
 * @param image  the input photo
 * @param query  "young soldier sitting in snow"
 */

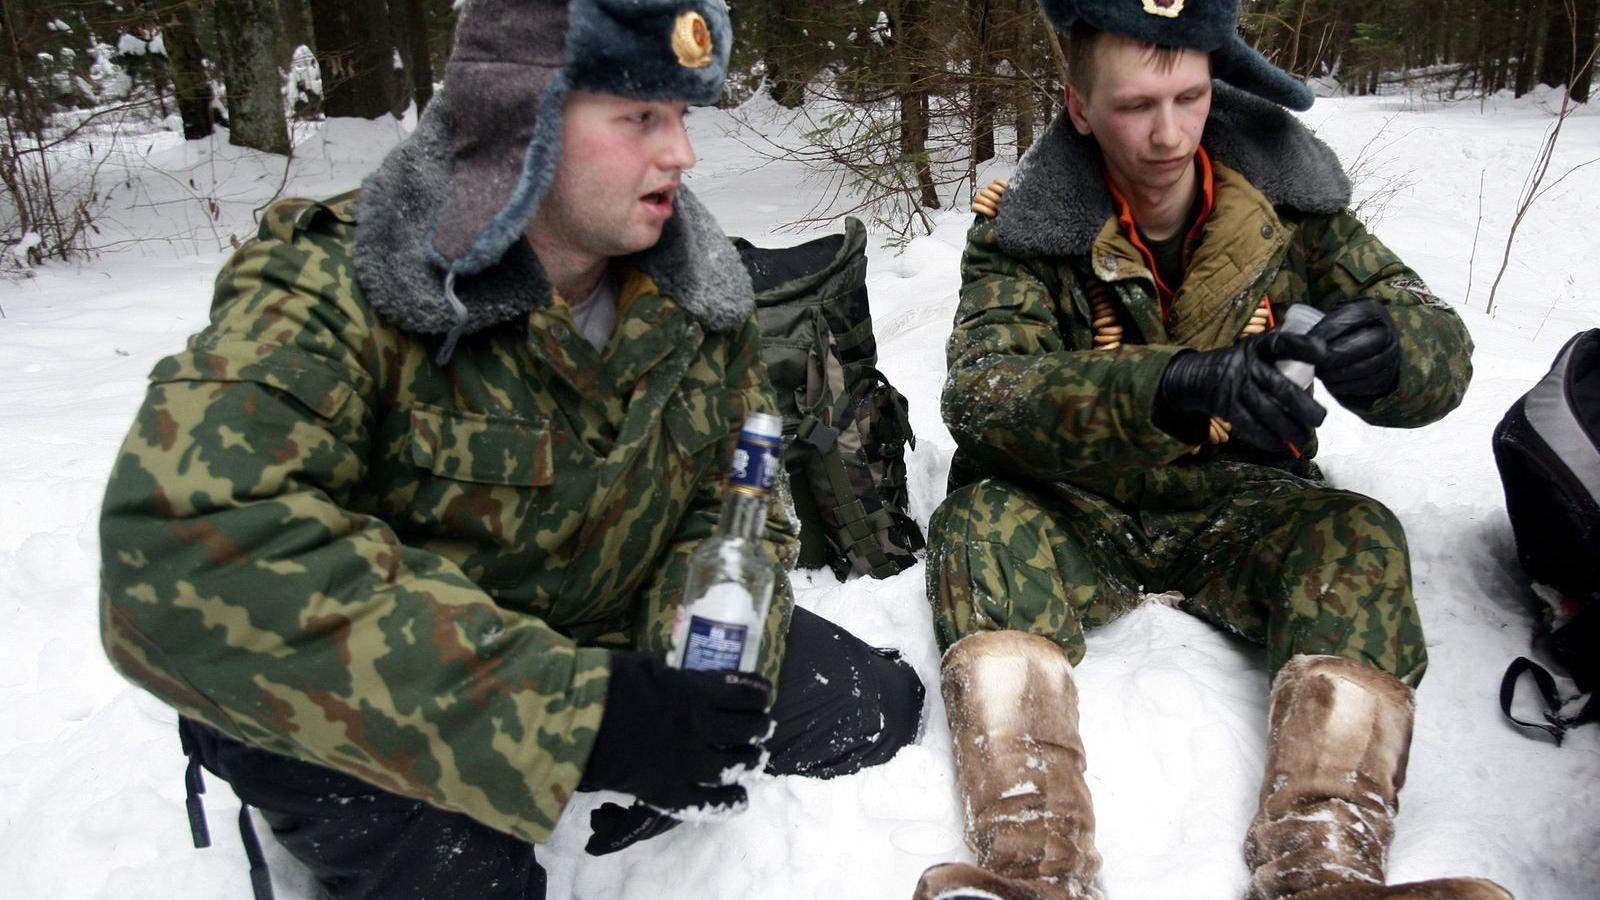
xmin=916 ymin=2 xmax=1508 ymax=899
xmin=97 ymin=0 xmax=922 ymax=896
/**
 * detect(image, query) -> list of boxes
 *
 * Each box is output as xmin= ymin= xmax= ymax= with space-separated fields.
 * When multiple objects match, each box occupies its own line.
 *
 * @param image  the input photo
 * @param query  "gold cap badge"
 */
xmin=672 ymin=12 xmax=713 ymax=68
xmin=1141 ymin=0 xmax=1185 ymax=17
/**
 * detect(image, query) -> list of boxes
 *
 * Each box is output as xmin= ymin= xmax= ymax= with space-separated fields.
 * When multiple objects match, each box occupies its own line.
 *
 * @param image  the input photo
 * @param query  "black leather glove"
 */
xmin=586 ymin=801 xmax=683 ymax=856
xmin=1153 ymin=330 xmax=1328 ymax=453
xmin=1309 ymin=298 xmax=1401 ymax=405
xmin=579 ymin=653 xmax=773 ymax=816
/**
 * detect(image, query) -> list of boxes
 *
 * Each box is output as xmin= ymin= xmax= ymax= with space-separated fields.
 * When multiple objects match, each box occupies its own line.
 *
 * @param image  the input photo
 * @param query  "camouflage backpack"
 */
xmin=732 ymin=218 xmax=924 ymax=579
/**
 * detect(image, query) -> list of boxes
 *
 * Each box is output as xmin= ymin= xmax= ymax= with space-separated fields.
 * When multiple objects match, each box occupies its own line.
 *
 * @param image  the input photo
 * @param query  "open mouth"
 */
xmin=641 ymin=187 xmax=677 ymax=212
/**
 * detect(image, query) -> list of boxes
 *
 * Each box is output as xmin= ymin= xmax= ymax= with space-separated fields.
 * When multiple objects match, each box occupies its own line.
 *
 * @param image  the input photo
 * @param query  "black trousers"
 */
xmin=182 ymin=606 xmax=924 ymax=900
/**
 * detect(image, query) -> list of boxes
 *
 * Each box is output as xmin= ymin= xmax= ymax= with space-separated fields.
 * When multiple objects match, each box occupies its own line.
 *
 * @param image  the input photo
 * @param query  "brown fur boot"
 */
xmin=913 ymin=631 xmax=1102 ymax=900
xmin=1246 ymin=655 xmax=1512 ymax=900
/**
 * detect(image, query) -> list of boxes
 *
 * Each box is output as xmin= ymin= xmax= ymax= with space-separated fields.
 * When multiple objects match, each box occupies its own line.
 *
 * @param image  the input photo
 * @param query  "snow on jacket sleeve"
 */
xmin=942 ymin=217 xmax=1194 ymax=483
xmin=97 ymin=203 xmax=607 ymax=845
xmin=1299 ymin=210 xmax=1474 ymax=428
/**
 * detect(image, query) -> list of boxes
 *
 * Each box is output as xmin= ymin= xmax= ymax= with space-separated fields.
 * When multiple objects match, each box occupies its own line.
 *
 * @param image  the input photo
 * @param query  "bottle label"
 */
xmin=681 ymin=615 xmax=749 ymax=672
xmin=728 ymin=429 xmax=780 ymax=495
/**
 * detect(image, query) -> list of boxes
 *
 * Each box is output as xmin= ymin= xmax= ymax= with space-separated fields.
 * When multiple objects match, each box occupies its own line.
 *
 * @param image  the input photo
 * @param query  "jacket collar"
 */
xmin=995 ymin=82 xmax=1351 ymax=259
xmin=1089 ymin=160 xmax=1292 ymax=350
xmin=352 ymin=104 xmax=753 ymax=344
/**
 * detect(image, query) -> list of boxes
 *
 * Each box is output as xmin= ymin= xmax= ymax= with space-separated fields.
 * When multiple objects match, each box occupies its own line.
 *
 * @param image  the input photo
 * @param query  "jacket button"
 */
xmin=1165 ymin=309 xmax=1178 ymax=326
xmin=1260 ymin=224 xmax=1274 ymax=239
xmin=550 ymin=322 xmax=571 ymax=341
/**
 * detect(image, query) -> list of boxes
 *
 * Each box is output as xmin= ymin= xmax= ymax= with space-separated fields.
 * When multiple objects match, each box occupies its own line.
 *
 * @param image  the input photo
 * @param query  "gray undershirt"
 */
xmin=567 ymin=270 xmax=617 ymax=353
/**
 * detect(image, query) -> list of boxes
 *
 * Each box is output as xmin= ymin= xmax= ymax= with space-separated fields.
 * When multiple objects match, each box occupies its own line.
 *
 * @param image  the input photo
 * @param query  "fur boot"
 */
xmin=1246 ymin=655 xmax=1512 ymax=900
xmin=913 ymin=630 xmax=1103 ymax=900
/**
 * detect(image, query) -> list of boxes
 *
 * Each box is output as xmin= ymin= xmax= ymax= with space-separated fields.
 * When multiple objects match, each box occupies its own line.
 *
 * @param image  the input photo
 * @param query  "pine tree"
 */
xmin=213 ymin=0 xmax=291 ymax=153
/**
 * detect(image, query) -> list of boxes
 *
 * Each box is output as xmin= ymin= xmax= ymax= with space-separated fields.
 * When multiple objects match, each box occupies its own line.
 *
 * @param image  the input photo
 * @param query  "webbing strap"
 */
xmin=238 ymin=807 xmax=276 ymax=900
xmin=183 ymin=754 xmax=211 ymax=849
xmin=797 ymin=417 xmax=916 ymax=577
xmin=797 ymin=417 xmax=836 ymax=453
xmin=835 ymin=316 xmax=875 ymax=360
xmin=180 ymin=720 xmax=274 ymax=899
xmin=1500 ymin=656 xmax=1600 ymax=745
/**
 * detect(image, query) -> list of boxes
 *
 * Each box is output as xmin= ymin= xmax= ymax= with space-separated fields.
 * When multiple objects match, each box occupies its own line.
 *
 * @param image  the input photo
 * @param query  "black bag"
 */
xmin=1492 ymin=328 xmax=1600 ymax=743
xmin=732 ymin=219 xmax=924 ymax=579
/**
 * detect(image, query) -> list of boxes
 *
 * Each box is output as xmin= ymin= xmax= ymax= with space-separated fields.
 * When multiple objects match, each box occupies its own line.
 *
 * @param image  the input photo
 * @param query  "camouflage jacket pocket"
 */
xmin=391 ymin=402 xmax=565 ymax=580
xmin=406 ymin=403 xmax=554 ymax=487
xmin=1332 ymin=233 xmax=1409 ymax=289
xmin=153 ymin=339 xmax=359 ymax=425
xmin=663 ymin=387 xmax=732 ymax=462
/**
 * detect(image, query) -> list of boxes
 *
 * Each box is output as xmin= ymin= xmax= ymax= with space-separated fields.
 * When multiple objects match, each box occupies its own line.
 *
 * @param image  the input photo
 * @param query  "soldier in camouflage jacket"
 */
xmin=98 ymin=1 xmax=921 ymax=897
xmin=932 ymin=82 xmax=1469 ymax=679
xmin=912 ymin=4 xmax=1507 ymax=900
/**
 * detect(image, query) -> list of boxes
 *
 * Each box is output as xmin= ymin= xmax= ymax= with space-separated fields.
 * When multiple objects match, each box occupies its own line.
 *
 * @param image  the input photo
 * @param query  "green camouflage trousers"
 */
xmin=927 ymin=473 xmax=1428 ymax=682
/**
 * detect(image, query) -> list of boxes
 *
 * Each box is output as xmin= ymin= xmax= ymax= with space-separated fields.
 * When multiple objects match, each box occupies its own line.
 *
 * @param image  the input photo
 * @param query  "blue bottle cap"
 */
xmin=730 ymin=412 xmax=782 ymax=493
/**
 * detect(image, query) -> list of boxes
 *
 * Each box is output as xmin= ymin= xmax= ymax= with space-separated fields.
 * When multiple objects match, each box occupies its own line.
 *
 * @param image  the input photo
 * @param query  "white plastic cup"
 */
xmin=1274 ymin=304 xmax=1325 ymax=390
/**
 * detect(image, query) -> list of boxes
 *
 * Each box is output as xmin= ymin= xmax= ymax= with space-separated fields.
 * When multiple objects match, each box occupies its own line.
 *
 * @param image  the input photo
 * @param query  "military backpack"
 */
xmin=732 ymin=218 xmax=925 ymax=579
xmin=1493 ymin=328 xmax=1600 ymax=744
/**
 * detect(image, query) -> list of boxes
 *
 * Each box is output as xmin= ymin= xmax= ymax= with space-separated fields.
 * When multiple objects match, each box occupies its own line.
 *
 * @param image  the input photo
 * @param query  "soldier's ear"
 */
xmin=1064 ymin=83 xmax=1094 ymax=137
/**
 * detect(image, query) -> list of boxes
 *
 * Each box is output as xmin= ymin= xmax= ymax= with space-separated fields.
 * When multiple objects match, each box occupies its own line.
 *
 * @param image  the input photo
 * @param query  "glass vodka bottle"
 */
xmin=667 ymin=411 xmax=783 ymax=673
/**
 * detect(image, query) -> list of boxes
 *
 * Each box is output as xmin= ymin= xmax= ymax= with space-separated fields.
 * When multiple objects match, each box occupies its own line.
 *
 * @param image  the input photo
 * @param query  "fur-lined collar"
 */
xmin=996 ymin=82 xmax=1351 ymax=258
xmin=353 ymin=105 xmax=753 ymax=345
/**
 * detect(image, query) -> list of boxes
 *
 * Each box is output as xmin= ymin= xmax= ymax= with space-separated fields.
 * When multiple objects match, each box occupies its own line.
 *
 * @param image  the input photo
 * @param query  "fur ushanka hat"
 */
xmin=1041 ymin=0 xmax=1314 ymax=111
xmin=431 ymin=0 xmax=733 ymax=278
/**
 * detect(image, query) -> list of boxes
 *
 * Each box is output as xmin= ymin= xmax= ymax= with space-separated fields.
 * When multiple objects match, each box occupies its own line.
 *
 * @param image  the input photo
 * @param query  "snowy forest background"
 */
xmin=7 ymin=0 xmax=1600 ymax=261
xmin=4 ymin=1 xmax=1600 ymax=899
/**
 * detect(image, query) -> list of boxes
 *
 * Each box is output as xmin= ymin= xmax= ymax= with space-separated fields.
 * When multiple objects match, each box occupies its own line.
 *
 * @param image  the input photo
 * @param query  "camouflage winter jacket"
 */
xmin=98 ymin=111 xmax=796 ymax=844
xmin=944 ymin=83 xmax=1472 ymax=507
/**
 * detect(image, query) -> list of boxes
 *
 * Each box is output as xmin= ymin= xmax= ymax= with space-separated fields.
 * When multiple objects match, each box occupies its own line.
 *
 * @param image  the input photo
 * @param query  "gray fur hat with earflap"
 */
xmin=432 ymin=0 xmax=733 ymax=277
xmin=1040 ymin=0 xmax=1314 ymax=111
xmin=353 ymin=0 xmax=743 ymax=364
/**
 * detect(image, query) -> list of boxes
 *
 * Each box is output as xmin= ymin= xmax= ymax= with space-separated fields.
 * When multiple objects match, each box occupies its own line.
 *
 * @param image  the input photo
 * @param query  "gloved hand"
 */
xmin=586 ymin=801 xmax=683 ymax=856
xmin=1153 ymin=329 xmax=1328 ymax=453
xmin=579 ymin=653 xmax=773 ymax=816
xmin=1309 ymin=298 xmax=1401 ymax=405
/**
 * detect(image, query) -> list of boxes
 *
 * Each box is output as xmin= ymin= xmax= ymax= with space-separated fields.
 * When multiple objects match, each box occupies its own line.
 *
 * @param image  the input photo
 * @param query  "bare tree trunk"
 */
xmin=1572 ymin=0 xmax=1598 ymax=101
xmin=214 ymin=0 xmax=291 ymax=153
xmin=1515 ymin=0 xmax=1546 ymax=97
xmin=308 ymin=0 xmax=395 ymax=118
xmin=891 ymin=0 xmax=939 ymax=210
xmin=391 ymin=0 xmax=435 ymax=114
xmin=1 ymin=0 xmax=48 ymax=133
xmin=968 ymin=0 xmax=995 ymax=166
xmin=157 ymin=0 xmax=215 ymax=139
xmin=1037 ymin=2 xmax=1068 ymax=92
xmin=763 ymin=0 xmax=811 ymax=108
xmin=1542 ymin=0 xmax=1575 ymax=87
xmin=1471 ymin=0 xmax=1491 ymax=93
xmin=278 ymin=0 xmax=310 ymax=56
xmin=1011 ymin=0 xmax=1036 ymax=155
xmin=1491 ymin=5 xmax=1514 ymax=93
xmin=385 ymin=2 xmax=411 ymax=117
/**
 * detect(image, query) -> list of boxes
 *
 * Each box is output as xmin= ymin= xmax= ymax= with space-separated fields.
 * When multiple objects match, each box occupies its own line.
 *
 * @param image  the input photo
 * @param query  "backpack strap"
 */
xmin=179 ymin=721 xmax=211 ymax=849
xmin=794 ymin=416 xmax=901 ymax=579
xmin=793 ymin=361 xmax=926 ymax=579
xmin=239 ymin=806 xmax=276 ymax=900
xmin=178 ymin=718 xmax=276 ymax=900
xmin=1499 ymin=656 xmax=1599 ymax=745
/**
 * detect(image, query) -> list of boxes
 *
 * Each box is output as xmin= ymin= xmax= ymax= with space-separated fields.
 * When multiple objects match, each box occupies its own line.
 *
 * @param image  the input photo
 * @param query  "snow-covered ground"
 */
xmin=3 ymin=87 xmax=1598 ymax=899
